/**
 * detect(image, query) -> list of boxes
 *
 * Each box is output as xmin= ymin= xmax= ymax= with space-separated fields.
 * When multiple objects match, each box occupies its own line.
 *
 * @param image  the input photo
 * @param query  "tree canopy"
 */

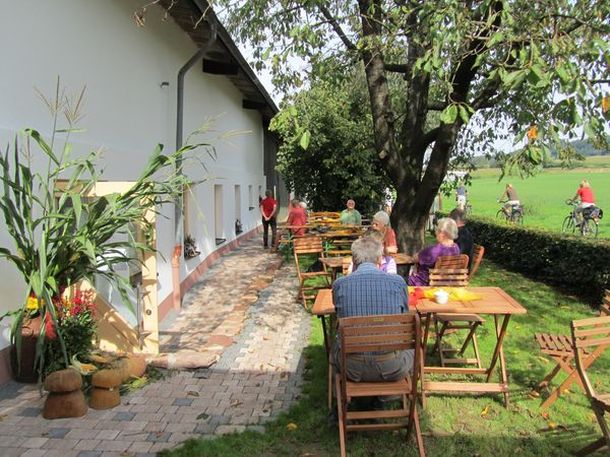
xmin=216 ymin=0 xmax=610 ymax=252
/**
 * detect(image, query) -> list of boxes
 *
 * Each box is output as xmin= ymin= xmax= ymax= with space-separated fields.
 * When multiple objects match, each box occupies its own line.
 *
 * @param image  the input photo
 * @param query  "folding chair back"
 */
xmin=468 ymin=244 xmax=485 ymax=280
xmin=292 ymin=236 xmax=331 ymax=308
xmin=336 ymin=313 xmax=425 ymax=457
xmin=428 ymin=268 xmax=469 ymax=287
xmin=534 ymin=290 xmax=610 ymax=409
xmin=571 ymin=315 xmax=610 ymax=455
xmin=434 ymin=254 xmax=469 ymax=270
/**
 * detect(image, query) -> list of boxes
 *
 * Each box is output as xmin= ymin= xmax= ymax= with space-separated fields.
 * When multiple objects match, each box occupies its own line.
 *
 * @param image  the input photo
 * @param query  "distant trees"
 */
xmin=271 ymin=73 xmax=390 ymax=216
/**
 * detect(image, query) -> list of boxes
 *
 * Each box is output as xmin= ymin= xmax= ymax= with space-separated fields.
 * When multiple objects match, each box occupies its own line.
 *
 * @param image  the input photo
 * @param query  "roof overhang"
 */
xmin=159 ymin=0 xmax=279 ymax=121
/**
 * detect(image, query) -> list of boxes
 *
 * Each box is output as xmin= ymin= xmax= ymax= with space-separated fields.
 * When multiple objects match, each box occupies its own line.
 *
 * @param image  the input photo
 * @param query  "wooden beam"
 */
xmin=202 ymin=59 xmax=239 ymax=75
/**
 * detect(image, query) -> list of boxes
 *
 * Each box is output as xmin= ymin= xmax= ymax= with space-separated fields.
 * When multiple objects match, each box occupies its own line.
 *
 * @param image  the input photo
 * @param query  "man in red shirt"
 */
xmin=260 ymin=190 xmax=278 ymax=248
xmin=572 ymin=179 xmax=596 ymax=222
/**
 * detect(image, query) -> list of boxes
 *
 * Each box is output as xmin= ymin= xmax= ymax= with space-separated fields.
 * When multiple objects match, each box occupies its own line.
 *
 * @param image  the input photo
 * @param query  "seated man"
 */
xmin=332 ymin=236 xmax=412 ymax=382
xmin=449 ymin=208 xmax=474 ymax=271
xmin=339 ymin=199 xmax=362 ymax=225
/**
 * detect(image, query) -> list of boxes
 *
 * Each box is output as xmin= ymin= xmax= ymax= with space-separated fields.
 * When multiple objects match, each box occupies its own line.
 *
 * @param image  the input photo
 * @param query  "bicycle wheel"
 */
xmin=496 ymin=209 xmax=507 ymax=222
xmin=581 ymin=218 xmax=598 ymax=238
xmin=561 ymin=215 xmax=574 ymax=233
xmin=513 ymin=211 xmax=523 ymax=225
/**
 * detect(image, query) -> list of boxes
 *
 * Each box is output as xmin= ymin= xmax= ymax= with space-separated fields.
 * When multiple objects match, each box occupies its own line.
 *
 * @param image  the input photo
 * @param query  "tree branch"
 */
xmin=384 ymin=63 xmax=409 ymax=73
xmin=427 ymin=101 xmax=446 ymax=111
xmin=317 ymin=4 xmax=357 ymax=52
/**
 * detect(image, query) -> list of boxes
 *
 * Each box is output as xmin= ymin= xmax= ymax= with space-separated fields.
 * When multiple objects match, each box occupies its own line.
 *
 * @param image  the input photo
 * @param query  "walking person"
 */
xmin=260 ymin=189 xmax=277 ymax=248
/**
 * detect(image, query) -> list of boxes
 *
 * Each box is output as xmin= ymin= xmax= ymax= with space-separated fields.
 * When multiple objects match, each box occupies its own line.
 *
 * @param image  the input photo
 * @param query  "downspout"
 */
xmin=172 ymin=21 xmax=218 ymax=311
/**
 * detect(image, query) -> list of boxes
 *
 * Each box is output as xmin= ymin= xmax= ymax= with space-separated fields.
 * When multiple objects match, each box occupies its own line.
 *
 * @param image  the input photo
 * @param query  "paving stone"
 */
xmin=47 ymin=428 xmax=71 ymax=439
xmin=113 ymin=411 xmax=136 ymax=421
xmin=171 ymin=397 xmax=193 ymax=407
xmin=76 ymin=452 xmax=102 ymax=457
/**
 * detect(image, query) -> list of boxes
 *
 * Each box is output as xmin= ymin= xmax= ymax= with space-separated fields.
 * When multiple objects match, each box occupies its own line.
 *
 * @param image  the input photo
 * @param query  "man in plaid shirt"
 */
xmin=332 ymin=236 xmax=413 ymax=382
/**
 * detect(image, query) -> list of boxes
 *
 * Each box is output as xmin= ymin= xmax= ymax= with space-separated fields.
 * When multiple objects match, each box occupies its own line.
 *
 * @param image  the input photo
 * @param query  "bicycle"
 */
xmin=496 ymin=201 xmax=523 ymax=224
xmin=561 ymin=199 xmax=599 ymax=238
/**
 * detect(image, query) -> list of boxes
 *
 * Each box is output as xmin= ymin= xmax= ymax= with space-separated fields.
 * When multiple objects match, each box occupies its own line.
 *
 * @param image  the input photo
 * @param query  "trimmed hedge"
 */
xmin=466 ymin=216 xmax=610 ymax=305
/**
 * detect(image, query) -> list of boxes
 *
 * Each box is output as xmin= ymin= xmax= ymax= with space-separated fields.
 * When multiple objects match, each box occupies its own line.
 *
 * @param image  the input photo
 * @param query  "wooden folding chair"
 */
xmin=429 ymin=255 xmax=484 ymax=367
xmin=534 ymin=290 xmax=610 ymax=409
xmin=468 ymin=244 xmax=485 ymax=280
xmin=571 ymin=314 xmax=610 ymax=456
xmin=335 ymin=313 xmax=425 ymax=457
xmin=293 ymin=236 xmax=331 ymax=308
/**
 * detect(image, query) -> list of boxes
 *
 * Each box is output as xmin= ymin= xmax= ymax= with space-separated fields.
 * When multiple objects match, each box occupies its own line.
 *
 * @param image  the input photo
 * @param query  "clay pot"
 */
xmin=10 ymin=315 xmax=42 ymax=383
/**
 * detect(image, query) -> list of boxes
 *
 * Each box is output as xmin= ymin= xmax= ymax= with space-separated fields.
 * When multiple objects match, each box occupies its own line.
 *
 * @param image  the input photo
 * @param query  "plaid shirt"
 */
xmin=333 ymin=263 xmax=408 ymax=318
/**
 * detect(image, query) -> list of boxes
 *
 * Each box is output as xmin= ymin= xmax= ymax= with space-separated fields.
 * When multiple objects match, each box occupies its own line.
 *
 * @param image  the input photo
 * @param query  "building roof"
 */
xmin=159 ymin=0 xmax=279 ymax=121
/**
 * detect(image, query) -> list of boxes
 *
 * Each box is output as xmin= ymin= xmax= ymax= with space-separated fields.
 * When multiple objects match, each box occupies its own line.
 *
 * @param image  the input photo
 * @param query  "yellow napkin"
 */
xmin=420 ymin=287 xmax=482 ymax=301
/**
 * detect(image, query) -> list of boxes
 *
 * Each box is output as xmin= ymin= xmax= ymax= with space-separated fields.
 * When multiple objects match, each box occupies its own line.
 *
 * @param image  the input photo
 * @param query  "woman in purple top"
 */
xmin=408 ymin=217 xmax=460 ymax=286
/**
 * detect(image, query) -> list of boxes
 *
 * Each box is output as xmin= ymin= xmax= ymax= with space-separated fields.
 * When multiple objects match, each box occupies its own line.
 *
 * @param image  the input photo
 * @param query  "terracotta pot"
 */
xmin=10 ymin=315 xmax=42 ymax=383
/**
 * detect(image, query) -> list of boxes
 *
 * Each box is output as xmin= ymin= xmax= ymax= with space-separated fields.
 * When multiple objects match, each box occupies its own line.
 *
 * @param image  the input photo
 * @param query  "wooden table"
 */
xmin=319 ymin=253 xmax=415 ymax=283
xmin=311 ymin=286 xmax=527 ymax=406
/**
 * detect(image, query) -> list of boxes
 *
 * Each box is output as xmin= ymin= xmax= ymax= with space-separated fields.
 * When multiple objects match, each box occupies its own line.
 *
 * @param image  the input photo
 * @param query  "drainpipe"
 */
xmin=172 ymin=21 xmax=218 ymax=310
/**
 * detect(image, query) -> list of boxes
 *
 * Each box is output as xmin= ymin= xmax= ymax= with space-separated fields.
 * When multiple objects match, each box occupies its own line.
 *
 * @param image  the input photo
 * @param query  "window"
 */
xmin=248 ymin=185 xmax=254 ymax=210
xmin=234 ymin=185 xmax=242 ymax=234
xmin=214 ymin=184 xmax=225 ymax=245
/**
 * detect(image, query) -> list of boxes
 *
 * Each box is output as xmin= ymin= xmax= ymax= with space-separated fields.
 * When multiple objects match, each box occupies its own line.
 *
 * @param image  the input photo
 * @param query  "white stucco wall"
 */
xmin=0 ymin=0 xmax=267 ymax=351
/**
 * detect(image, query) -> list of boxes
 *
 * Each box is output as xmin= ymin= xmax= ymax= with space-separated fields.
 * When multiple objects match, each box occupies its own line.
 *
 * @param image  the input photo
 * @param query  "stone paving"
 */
xmin=0 ymin=236 xmax=312 ymax=456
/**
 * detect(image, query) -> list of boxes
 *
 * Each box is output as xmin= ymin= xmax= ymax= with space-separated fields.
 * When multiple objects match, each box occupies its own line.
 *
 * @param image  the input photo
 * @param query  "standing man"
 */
xmin=260 ymin=189 xmax=277 ymax=248
xmin=332 ymin=236 xmax=412 ymax=382
xmin=339 ymin=199 xmax=362 ymax=225
xmin=449 ymin=208 xmax=474 ymax=270
xmin=455 ymin=180 xmax=468 ymax=210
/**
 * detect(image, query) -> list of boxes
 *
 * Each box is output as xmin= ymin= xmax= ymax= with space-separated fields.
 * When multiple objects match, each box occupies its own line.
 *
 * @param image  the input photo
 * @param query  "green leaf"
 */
xmin=440 ymin=104 xmax=458 ymax=124
xmin=458 ymin=105 xmax=471 ymax=124
xmin=299 ymin=130 xmax=311 ymax=150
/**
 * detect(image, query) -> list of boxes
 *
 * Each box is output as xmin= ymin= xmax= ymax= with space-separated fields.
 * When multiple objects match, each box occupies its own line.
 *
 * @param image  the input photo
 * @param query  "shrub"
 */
xmin=466 ymin=216 xmax=610 ymax=305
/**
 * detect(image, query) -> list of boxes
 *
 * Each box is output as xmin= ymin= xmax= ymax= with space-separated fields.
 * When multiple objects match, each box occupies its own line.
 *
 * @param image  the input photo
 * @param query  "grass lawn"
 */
xmin=462 ymin=163 xmax=610 ymax=239
xmin=161 ymin=260 xmax=609 ymax=457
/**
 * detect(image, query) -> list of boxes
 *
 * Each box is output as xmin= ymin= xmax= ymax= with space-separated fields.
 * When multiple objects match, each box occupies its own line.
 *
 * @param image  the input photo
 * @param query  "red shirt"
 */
xmin=260 ymin=197 xmax=277 ymax=218
xmin=287 ymin=206 xmax=308 ymax=236
xmin=577 ymin=187 xmax=595 ymax=204
xmin=384 ymin=227 xmax=397 ymax=251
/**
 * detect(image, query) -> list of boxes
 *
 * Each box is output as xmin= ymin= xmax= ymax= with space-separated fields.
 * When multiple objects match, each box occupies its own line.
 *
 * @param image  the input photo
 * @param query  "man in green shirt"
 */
xmin=340 ymin=199 xmax=362 ymax=225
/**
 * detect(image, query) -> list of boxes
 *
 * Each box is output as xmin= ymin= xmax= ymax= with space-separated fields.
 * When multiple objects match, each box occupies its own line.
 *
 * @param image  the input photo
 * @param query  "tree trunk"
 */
xmin=391 ymin=192 xmax=428 ymax=255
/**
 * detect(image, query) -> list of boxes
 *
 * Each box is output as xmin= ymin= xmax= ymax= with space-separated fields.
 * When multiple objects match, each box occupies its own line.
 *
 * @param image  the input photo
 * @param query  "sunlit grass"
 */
xmin=161 ymin=259 xmax=608 ymax=457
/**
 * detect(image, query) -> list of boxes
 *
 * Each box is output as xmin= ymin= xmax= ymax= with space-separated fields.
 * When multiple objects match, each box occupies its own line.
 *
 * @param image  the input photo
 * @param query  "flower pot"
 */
xmin=10 ymin=315 xmax=42 ymax=383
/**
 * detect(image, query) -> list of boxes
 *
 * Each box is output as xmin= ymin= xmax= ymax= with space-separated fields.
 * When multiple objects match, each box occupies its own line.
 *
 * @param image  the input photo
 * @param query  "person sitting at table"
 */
xmin=347 ymin=230 xmax=397 ymax=275
xmin=339 ymin=199 xmax=362 ymax=225
xmin=449 ymin=207 xmax=474 ymax=271
xmin=332 ymin=236 xmax=412 ymax=382
xmin=286 ymin=198 xmax=308 ymax=236
xmin=371 ymin=210 xmax=398 ymax=255
xmin=408 ymin=217 xmax=460 ymax=286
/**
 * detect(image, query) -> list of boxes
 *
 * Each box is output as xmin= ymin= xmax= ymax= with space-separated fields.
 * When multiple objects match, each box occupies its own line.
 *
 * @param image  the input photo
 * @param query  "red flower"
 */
xmin=44 ymin=312 xmax=57 ymax=340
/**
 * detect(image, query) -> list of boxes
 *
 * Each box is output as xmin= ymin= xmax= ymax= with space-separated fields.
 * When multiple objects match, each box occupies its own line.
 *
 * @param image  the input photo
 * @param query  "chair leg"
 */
xmin=575 ymin=437 xmax=607 ymax=456
xmin=413 ymin=404 xmax=426 ymax=457
xmin=327 ymin=359 xmax=333 ymax=409
xmin=432 ymin=320 xmax=447 ymax=354
xmin=470 ymin=332 xmax=482 ymax=369
xmin=335 ymin=374 xmax=347 ymax=457
xmin=536 ymin=362 xmax=563 ymax=390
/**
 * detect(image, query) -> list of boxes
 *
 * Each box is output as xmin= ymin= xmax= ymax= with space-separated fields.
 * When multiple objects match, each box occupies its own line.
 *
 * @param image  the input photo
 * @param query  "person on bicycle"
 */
xmin=571 ymin=179 xmax=596 ymax=223
xmin=455 ymin=180 xmax=468 ymax=210
xmin=498 ymin=183 xmax=520 ymax=217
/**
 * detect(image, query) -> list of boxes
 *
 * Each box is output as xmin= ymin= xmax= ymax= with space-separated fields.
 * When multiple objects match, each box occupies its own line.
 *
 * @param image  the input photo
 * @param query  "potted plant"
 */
xmin=0 ymin=81 xmax=214 ymax=381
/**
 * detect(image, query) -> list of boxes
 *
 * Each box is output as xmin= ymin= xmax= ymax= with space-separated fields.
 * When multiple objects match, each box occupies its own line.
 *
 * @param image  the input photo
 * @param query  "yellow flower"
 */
xmin=25 ymin=296 xmax=42 ymax=311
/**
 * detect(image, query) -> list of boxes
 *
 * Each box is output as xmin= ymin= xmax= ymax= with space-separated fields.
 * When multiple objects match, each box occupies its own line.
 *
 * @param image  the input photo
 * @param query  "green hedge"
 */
xmin=466 ymin=216 xmax=610 ymax=305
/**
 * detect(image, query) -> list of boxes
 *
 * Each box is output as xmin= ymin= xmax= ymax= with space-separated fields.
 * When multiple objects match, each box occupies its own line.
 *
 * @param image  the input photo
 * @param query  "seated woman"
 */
xmin=371 ymin=210 xmax=398 ymax=255
xmin=348 ymin=230 xmax=397 ymax=275
xmin=408 ymin=217 xmax=460 ymax=286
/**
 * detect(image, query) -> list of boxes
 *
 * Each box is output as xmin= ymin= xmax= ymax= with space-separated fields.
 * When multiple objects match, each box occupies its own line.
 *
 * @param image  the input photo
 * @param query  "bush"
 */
xmin=467 ymin=216 xmax=610 ymax=305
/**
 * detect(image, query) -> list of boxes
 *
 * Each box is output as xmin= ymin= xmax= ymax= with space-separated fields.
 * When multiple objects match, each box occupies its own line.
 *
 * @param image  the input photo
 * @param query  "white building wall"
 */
xmin=0 ymin=0 xmax=267 ymax=351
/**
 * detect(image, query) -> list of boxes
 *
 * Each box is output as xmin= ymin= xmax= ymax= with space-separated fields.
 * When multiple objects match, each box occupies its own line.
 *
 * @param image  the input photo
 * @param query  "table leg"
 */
xmin=319 ymin=315 xmax=330 ymax=357
xmin=420 ymin=312 xmax=432 ymax=408
xmin=487 ymin=314 xmax=511 ymax=406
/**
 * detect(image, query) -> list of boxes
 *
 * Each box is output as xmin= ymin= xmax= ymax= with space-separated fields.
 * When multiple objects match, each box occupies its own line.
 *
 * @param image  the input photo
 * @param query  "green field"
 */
xmin=461 ymin=160 xmax=610 ymax=239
